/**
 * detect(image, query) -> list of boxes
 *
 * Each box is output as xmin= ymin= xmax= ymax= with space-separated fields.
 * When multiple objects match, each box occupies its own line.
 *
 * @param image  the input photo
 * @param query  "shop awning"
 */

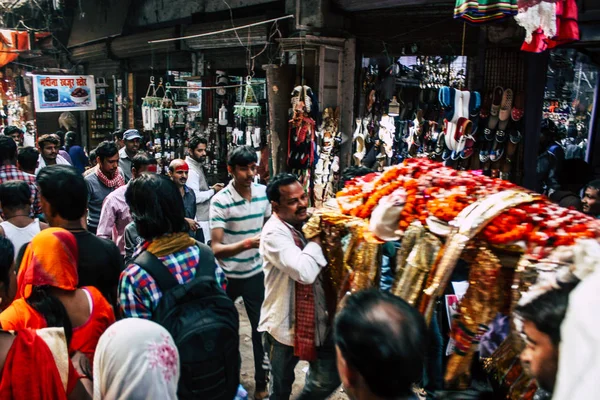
xmin=0 ymin=30 xmax=51 ymax=68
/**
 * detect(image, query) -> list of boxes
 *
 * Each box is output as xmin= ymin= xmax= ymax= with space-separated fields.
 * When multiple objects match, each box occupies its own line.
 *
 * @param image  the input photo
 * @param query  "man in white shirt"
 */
xmin=187 ymin=135 xmax=223 ymax=243
xmin=35 ymin=134 xmax=70 ymax=174
xmin=258 ymin=173 xmax=340 ymax=400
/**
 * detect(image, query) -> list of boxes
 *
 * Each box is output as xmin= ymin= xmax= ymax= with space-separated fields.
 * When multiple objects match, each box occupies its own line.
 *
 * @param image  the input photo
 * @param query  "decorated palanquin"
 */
xmin=304 ymin=158 xmax=600 ymax=399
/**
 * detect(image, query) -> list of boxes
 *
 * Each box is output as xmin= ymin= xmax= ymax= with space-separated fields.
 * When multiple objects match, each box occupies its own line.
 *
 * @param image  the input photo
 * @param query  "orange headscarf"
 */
xmin=17 ymin=228 xmax=79 ymax=300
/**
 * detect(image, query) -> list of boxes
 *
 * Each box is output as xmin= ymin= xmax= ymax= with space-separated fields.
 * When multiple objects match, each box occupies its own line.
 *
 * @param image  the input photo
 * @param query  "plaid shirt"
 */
xmin=0 ymin=165 xmax=42 ymax=217
xmin=119 ymin=242 xmax=227 ymax=319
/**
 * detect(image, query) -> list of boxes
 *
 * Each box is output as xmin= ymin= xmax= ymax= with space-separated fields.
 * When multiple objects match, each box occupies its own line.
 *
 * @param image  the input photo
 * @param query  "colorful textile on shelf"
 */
xmin=515 ymin=0 xmax=579 ymax=53
xmin=454 ymin=0 xmax=518 ymax=24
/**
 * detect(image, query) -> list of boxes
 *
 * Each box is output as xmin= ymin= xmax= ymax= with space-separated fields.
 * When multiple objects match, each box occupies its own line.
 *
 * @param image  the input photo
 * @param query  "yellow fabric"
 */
xmin=147 ymin=232 xmax=195 ymax=257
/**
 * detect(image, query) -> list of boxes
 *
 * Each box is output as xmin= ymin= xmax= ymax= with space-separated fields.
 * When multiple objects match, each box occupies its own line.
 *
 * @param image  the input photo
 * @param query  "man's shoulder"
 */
xmin=211 ymin=186 xmax=232 ymax=204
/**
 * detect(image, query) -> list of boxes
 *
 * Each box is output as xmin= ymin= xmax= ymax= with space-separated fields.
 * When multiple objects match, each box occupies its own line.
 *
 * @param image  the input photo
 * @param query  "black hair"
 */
xmin=17 ymin=146 xmax=39 ymax=172
xmin=37 ymin=165 xmax=88 ymax=221
xmin=113 ymin=130 xmax=124 ymax=141
xmin=0 ymin=180 xmax=31 ymax=209
xmin=188 ymin=135 xmax=208 ymax=151
xmin=95 ymin=141 xmax=119 ymax=162
xmin=585 ymin=179 xmax=600 ymax=193
xmin=131 ymin=152 xmax=157 ymax=172
xmin=64 ymin=131 xmax=80 ymax=151
xmin=515 ymin=285 xmax=573 ymax=346
xmin=0 ymin=237 xmax=14 ymax=289
xmin=89 ymin=149 xmax=97 ymax=162
xmin=26 ymin=286 xmax=73 ymax=345
xmin=55 ymin=131 xmax=66 ymax=147
xmin=4 ymin=126 xmax=23 ymax=137
xmin=266 ymin=173 xmax=299 ymax=203
xmin=334 ymin=289 xmax=427 ymax=398
xmin=0 ymin=135 xmax=18 ymax=164
xmin=125 ymin=174 xmax=186 ymax=239
xmin=227 ymin=145 xmax=257 ymax=168
xmin=37 ymin=134 xmax=60 ymax=149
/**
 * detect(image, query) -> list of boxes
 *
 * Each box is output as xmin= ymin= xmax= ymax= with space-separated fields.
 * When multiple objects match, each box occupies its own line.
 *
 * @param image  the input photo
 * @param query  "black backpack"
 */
xmin=134 ymin=242 xmax=240 ymax=400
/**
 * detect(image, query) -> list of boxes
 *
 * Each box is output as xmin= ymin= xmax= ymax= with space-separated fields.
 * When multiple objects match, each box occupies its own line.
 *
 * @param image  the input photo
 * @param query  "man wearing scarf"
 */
xmin=258 ymin=173 xmax=340 ymax=400
xmin=84 ymin=141 xmax=125 ymax=235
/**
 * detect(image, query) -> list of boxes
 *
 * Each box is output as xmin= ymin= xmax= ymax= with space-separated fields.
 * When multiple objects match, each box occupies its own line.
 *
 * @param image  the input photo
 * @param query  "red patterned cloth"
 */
xmin=283 ymin=217 xmax=318 ymax=361
xmin=96 ymin=167 xmax=125 ymax=189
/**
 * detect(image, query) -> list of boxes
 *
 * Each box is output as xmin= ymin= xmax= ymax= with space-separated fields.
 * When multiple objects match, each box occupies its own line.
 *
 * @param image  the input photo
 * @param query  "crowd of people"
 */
xmin=0 ymin=118 xmax=598 ymax=400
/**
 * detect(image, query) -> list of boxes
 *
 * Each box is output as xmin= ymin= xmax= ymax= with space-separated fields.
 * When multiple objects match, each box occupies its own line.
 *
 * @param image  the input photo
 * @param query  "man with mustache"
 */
xmin=258 ymin=173 xmax=340 ymax=399
xmin=168 ymin=159 xmax=203 ymax=242
xmin=209 ymin=146 xmax=271 ymax=399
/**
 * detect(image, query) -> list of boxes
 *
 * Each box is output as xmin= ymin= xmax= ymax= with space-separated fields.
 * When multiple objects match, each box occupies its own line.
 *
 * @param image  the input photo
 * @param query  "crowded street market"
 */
xmin=0 ymin=0 xmax=599 ymax=399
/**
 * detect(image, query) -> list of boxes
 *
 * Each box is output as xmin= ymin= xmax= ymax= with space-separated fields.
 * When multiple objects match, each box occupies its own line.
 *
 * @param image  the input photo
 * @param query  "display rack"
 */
xmin=89 ymin=84 xmax=115 ymax=144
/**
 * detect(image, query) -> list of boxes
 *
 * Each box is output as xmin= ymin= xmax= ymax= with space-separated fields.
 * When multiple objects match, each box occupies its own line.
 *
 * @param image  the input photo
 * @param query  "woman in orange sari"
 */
xmin=0 ymin=228 xmax=115 ymax=364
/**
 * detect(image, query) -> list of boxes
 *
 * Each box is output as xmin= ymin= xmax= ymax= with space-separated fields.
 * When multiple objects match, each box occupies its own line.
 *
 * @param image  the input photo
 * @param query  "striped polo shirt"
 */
xmin=209 ymin=181 xmax=271 ymax=279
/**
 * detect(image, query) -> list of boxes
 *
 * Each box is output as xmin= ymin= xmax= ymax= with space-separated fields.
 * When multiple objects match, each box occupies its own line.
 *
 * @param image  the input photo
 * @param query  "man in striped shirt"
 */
xmin=210 ymin=146 xmax=271 ymax=400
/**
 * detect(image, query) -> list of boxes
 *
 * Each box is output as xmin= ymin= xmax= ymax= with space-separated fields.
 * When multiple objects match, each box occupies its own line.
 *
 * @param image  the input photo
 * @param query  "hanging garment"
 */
xmin=454 ymin=0 xmax=518 ymax=24
xmin=515 ymin=0 xmax=579 ymax=53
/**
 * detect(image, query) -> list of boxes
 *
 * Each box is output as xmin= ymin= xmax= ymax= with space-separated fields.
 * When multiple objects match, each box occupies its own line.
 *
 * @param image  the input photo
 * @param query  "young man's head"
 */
xmin=334 ymin=289 xmax=427 ymax=400
xmin=37 ymin=134 xmax=60 ymax=164
xmin=187 ymin=135 xmax=208 ymax=164
xmin=17 ymin=146 xmax=39 ymax=175
xmin=125 ymin=174 xmax=186 ymax=240
xmin=36 ymin=165 xmax=88 ymax=226
xmin=95 ymin=141 xmax=120 ymax=178
xmin=168 ymin=159 xmax=189 ymax=190
xmin=266 ymin=173 xmax=308 ymax=228
xmin=131 ymin=152 xmax=157 ymax=180
xmin=64 ymin=131 xmax=79 ymax=148
xmin=0 ymin=180 xmax=31 ymax=215
xmin=0 ymin=135 xmax=18 ymax=166
xmin=0 ymin=237 xmax=17 ymax=310
xmin=582 ymin=179 xmax=600 ymax=216
xmin=227 ymin=146 xmax=257 ymax=190
xmin=113 ymin=130 xmax=125 ymax=150
xmin=515 ymin=286 xmax=572 ymax=393
xmin=4 ymin=126 xmax=23 ymax=147
xmin=123 ymin=129 xmax=141 ymax=157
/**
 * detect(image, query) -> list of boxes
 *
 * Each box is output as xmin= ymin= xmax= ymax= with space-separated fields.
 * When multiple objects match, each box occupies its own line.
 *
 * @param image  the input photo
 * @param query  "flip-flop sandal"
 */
xmin=445 ymin=88 xmax=456 ymax=121
xmin=479 ymin=140 xmax=491 ymax=163
xmin=451 ymin=88 xmax=461 ymax=123
xmin=509 ymin=129 xmax=523 ymax=144
xmin=484 ymin=127 xmax=495 ymax=141
xmin=460 ymin=91 xmax=471 ymax=119
xmin=480 ymin=90 xmax=493 ymax=119
xmin=489 ymin=140 xmax=505 ymax=163
xmin=511 ymin=91 xmax=525 ymax=122
xmin=445 ymin=121 xmax=457 ymax=151
xmin=470 ymin=91 xmax=481 ymax=116
xmin=454 ymin=117 xmax=473 ymax=157
xmin=487 ymin=86 xmax=503 ymax=129
xmin=499 ymin=88 xmax=513 ymax=122
xmin=460 ymin=135 xmax=476 ymax=159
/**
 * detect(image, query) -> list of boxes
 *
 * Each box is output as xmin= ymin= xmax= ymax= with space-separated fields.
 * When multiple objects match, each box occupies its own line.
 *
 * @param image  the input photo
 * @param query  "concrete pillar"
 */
xmin=264 ymin=64 xmax=296 ymax=176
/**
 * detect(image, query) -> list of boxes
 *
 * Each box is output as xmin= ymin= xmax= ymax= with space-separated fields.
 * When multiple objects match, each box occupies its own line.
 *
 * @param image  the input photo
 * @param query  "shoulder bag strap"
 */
xmin=194 ymin=241 xmax=217 ymax=281
xmin=134 ymin=250 xmax=180 ymax=292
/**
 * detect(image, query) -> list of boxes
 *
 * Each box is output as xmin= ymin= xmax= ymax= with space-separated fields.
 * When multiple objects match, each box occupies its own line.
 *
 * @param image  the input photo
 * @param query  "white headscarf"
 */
xmin=93 ymin=318 xmax=180 ymax=400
